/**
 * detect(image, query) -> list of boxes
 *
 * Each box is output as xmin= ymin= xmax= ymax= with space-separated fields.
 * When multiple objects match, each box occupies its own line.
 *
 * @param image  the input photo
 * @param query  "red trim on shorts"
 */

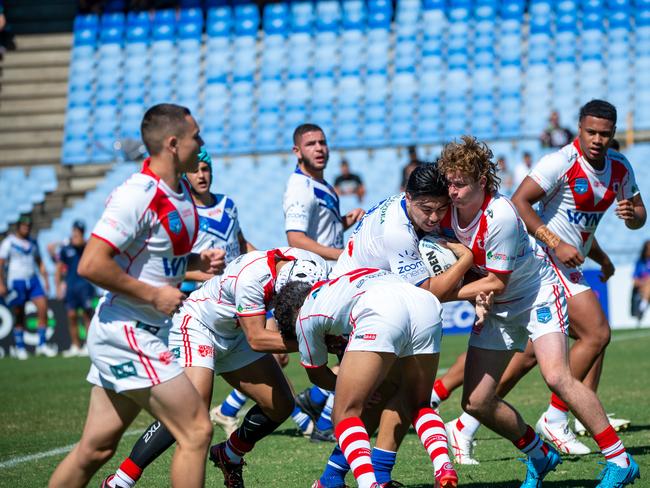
xmin=552 ymin=284 xmax=567 ymax=334
xmin=179 ymin=314 xmax=192 ymax=368
xmin=91 ymin=233 xmax=121 ymax=254
xmin=544 ymin=248 xmax=573 ymax=297
xmin=123 ymin=325 xmax=160 ymax=386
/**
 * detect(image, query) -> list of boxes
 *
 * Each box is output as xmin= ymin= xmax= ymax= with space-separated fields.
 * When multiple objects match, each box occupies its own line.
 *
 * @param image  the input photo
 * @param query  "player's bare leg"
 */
xmin=49 ymin=386 xmax=141 ymax=488
xmin=332 ymin=351 xmax=397 ymax=488
xmin=430 ymin=352 xmax=466 ymax=408
xmin=209 ymin=354 xmax=295 ymax=487
xmin=106 ymin=366 xmax=216 ymax=487
xmin=129 ymin=373 xmax=213 ymax=488
xmin=532 ymin=331 xmax=638 ymax=484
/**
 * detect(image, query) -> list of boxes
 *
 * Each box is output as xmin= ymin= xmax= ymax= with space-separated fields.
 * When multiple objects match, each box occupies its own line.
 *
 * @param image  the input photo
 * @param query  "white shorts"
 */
xmin=544 ymin=247 xmax=590 ymax=298
xmin=469 ymin=283 xmax=568 ymax=352
xmin=346 ymin=285 xmax=442 ymax=358
xmin=168 ymin=313 xmax=265 ymax=374
xmin=86 ymin=312 xmax=183 ymax=393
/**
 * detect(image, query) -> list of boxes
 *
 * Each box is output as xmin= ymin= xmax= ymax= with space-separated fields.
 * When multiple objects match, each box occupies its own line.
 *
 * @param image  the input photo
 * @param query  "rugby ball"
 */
xmin=418 ymin=235 xmax=458 ymax=277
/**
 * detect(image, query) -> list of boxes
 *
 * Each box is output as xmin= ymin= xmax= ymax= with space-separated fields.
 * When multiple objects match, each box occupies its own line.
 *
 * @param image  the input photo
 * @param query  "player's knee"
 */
xmin=543 ymin=370 xmax=572 ymax=395
xmin=182 ymin=415 xmax=213 ymax=450
xmin=77 ymin=441 xmax=116 ymax=467
xmin=461 ymin=392 xmax=490 ymax=420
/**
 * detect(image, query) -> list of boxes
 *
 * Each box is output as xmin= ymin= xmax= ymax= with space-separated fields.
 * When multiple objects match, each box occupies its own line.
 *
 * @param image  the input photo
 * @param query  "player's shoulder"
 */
xmin=536 ymin=145 xmax=576 ymax=172
xmin=108 ymin=172 xmax=159 ymax=208
xmin=487 ymin=193 xmax=519 ymax=221
xmin=608 ymin=149 xmax=634 ymax=173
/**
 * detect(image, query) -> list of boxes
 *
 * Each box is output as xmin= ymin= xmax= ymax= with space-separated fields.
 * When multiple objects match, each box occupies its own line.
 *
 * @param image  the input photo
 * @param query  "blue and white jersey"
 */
xmin=283 ymin=166 xmax=344 ymax=251
xmin=0 ymin=234 xmax=41 ymax=282
xmin=193 ymin=193 xmax=242 ymax=265
xmin=331 ymin=193 xmax=430 ymax=286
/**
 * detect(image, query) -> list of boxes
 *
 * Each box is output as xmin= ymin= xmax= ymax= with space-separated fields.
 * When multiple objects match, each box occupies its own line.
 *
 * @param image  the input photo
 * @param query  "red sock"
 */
xmin=433 ymin=379 xmax=450 ymax=401
xmin=550 ymin=393 xmax=569 ymax=412
xmin=514 ymin=425 xmax=549 ymax=459
xmin=594 ymin=425 xmax=628 ymax=467
xmin=335 ymin=417 xmax=376 ymax=488
xmin=225 ymin=431 xmax=254 ymax=462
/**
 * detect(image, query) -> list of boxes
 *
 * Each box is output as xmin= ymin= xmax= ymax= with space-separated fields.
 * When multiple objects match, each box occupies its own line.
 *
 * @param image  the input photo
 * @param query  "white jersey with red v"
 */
xmin=91 ymin=159 xmax=198 ymax=327
xmin=529 ymin=139 xmax=639 ymax=255
xmin=180 ymin=247 xmax=324 ymax=338
xmin=439 ymin=192 xmax=557 ymax=316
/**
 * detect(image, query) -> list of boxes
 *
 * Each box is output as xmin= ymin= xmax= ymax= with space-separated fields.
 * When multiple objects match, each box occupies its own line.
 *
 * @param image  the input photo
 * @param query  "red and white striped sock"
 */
xmin=514 ymin=425 xmax=550 ymax=460
xmin=335 ymin=417 xmax=377 ymax=488
xmin=545 ymin=393 xmax=569 ymax=424
xmin=413 ymin=407 xmax=452 ymax=472
xmin=594 ymin=425 xmax=629 ymax=468
xmin=112 ymin=458 xmax=142 ymax=488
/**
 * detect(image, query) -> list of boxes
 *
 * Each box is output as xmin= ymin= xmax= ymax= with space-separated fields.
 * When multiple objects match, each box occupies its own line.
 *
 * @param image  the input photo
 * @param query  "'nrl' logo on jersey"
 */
xmin=566 ymin=209 xmax=603 ymax=227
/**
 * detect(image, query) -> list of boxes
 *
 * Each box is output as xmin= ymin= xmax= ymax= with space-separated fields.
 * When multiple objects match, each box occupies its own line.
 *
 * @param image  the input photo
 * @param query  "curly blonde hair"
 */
xmin=437 ymin=135 xmax=501 ymax=193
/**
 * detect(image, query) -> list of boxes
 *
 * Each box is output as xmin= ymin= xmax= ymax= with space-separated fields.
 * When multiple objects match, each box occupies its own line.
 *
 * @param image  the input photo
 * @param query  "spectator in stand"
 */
xmin=55 ymin=220 xmax=96 ymax=358
xmin=540 ymin=110 xmax=574 ymax=148
xmin=496 ymin=154 xmax=514 ymax=196
xmin=334 ymin=159 xmax=365 ymax=203
xmin=632 ymin=240 xmax=650 ymax=321
xmin=400 ymin=145 xmax=423 ymax=192
xmin=513 ymin=151 xmax=534 ymax=189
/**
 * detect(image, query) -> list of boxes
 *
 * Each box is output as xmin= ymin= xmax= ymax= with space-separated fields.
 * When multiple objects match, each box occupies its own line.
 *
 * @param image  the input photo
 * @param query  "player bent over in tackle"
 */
xmin=49 ymin=104 xmax=225 ymax=488
xmin=104 ymin=248 xmax=327 ymax=488
xmin=275 ymin=268 xmax=458 ymax=488
xmin=436 ymin=136 xmax=639 ymax=487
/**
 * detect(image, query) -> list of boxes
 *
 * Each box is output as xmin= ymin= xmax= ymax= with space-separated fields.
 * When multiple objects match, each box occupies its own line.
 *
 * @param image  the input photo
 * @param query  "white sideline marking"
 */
xmin=0 ymin=429 xmax=140 ymax=469
xmin=1 ymin=332 xmax=646 ymax=470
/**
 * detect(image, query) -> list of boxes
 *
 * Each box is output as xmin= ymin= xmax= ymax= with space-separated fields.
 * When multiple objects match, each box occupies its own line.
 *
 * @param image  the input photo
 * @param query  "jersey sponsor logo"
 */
xmin=536 ymin=306 xmax=552 ymax=324
xmin=167 ymin=210 xmax=183 ymax=234
xmin=159 ymin=350 xmax=175 ymax=365
xmin=258 ymin=273 xmax=271 ymax=284
xmin=572 ymin=178 xmax=589 ymax=195
xmin=354 ymin=333 xmax=376 ymax=341
xmin=198 ymin=344 xmax=214 ymax=358
xmin=162 ymin=256 xmax=189 ymax=277
xmin=486 ymin=251 xmax=513 ymax=261
xmin=171 ymin=346 xmax=181 ymax=358
xmin=565 ymin=209 xmax=603 ymax=227
xmin=237 ymin=303 xmax=259 ymax=314
xmin=109 ymin=360 xmax=137 ymax=379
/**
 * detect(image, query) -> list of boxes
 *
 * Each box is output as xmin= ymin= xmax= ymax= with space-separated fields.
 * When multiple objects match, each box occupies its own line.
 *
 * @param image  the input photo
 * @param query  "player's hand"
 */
xmin=343 ymin=208 xmax=365 ymax=227
xmin=446 ymin=241 xmax=472 ymax=260
xmin=200 ymin=248 xmax=226 ymax=275
xmin=553 ymin=241 xmax=585 ymax=268
xmin=325 ymin=334 xmax=348 ymax=356
xmin=615 ymin=199 xmax=636 ymax=222
xmin=600 ymin=258 xmax=615 ymax=282
xmin=475 ymin=291 xmax=493 ymax=328
xmin=152 ymin=285 xmax=187 ymax=316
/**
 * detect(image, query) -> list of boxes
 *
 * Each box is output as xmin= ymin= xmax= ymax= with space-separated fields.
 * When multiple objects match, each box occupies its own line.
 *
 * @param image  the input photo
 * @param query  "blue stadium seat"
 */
xmin=291 ymin=1 xmax=315 ymax=33
xmin=316 ymin=1 xmax=341 ymax=32
xmin=234 ymin=4 xmax=259 ymax=36
xmin=498 ymin=95 xmax=522 ymax=137
xmin=343 ymin=0 xmax=366 ymax=30
xmin=392 ymin=71 xmax=418 ymax=103
xmin=286 ymin=77 xmax=311 ymax=109
xmin=419 ymin=70 xmax=443 ymax=101
xmin=62 ymin=136 xmax=90 ymax=165
xmin=312 ymin=75 xmax=336 ymax=108
xmin=207 ymin=7 xmax=232 ymax=37
xmin=338 ymin=75 xmax=364 ymax=107
xmin=264 ymin=3 xmax=290 ymax=35
xmin=365 ymin=73 xmax=388 ymax=104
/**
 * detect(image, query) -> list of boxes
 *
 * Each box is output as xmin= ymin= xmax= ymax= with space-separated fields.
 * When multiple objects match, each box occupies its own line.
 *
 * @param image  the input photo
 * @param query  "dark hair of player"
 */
xmin=272 ymin=281 xmax=313 ymax=340
xmin=293 ymin=123 xmax=325 ymax=145
xmin=405 ymin=161 xmax=449 ymax=199
xmin=579 ymin=99 xmax=617 ymax=124
xmin=141 ymin=103 xmax=192 ymax=156
xmin=438 ymin=135 xmax=501 ymax=193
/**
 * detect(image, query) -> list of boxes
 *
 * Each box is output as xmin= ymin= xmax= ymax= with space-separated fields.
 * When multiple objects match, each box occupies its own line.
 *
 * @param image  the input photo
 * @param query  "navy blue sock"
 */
xmin=371 ymin=447 xmax=397 ymax=484
xmin=319 ymin=445 xmax=350 ymax=488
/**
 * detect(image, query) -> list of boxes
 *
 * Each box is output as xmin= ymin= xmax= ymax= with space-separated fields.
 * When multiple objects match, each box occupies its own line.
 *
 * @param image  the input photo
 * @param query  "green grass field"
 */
xmin=1 ymin=329 xmax=649 ymax=487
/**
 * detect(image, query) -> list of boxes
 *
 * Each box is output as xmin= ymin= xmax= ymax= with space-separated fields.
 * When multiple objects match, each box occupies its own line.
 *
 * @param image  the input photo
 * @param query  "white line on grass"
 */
xmin=1 ymin=331 xmax=646 ymax=470
xmin=0 ymin=429 xmax=141 ymax=469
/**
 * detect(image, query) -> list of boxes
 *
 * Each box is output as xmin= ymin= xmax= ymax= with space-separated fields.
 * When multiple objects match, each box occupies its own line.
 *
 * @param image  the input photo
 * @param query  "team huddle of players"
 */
xmin=47 ymin=99 xmax=645 ymax=488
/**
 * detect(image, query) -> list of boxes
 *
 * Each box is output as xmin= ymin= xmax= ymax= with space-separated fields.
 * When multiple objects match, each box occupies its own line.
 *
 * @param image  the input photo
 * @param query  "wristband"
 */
xmin=534 ymin=225 xmax=561 ymax=250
